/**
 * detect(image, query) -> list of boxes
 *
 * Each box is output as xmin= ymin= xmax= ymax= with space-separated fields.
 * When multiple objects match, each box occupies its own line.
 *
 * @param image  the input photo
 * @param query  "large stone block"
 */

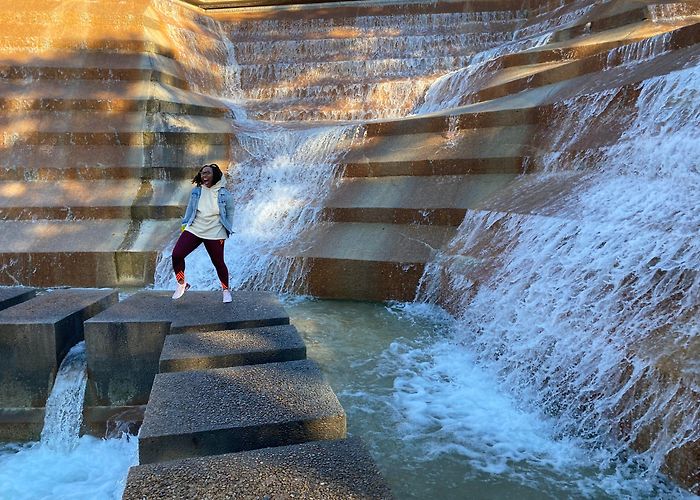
xmin=85 ymin=319 xmax=172 ymax=407
xmin=0 ymin=287 xmax=35 ymax=311
xmin=84 ymin=290 xmax=290 ymax=406
xmin=138 ymin=359 xmax=346 ymax=464
xmin=124 ymin=438 xmax=392 ymax=499
xmin=0 ymin=288 xmax=118 ymax=408
xmin=159 ymin=324 xmax=306 ymax=373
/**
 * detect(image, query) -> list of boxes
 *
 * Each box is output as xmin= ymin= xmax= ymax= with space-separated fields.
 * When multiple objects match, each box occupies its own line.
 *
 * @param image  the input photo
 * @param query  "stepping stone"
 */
xmin=159 ymin=324 xmax=306 ymax=373
xmin=138 ymin=359 xmax=346 ymax=464
xmin=0 ymin=287 xmax=35 ymax=312
xmin=0 ymin=288 xmax=118 ymax=409
xmin=84 ymin=290 xmax=290 ymax=406
xmin=124 ymin=438 xmax=393 ymax=500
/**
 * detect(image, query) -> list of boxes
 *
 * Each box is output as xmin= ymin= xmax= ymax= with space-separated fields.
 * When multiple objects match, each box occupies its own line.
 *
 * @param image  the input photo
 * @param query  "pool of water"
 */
xmin=283 ymin=297 xmax=695 ymax=500
xmin=0 ymin=296 xmax=694 ymax=499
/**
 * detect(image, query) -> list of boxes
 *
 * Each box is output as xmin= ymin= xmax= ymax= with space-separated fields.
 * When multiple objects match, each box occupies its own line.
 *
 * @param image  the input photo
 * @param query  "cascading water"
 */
xmin=39 ymin=343 xmax=88 ymax=451
xmin=154 ymin=120 xmax=362 ymax=292
xmin=0 ymin=342 xmax=138 ymax=498
xmin=152 ymin=1 xmax=364 ymax=292
xmin=413 ymin=65 xmax=700 ymax=495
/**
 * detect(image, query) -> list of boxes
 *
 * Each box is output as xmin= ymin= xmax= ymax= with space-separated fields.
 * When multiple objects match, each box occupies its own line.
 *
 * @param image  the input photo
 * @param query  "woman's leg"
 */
xmin=202 ymin=238 xmax=229 ymax=289
xmin=171 ymin=231 xmax=202 ymax=284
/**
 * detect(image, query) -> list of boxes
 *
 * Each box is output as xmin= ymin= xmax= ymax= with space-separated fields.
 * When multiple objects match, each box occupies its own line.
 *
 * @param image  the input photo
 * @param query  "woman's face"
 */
xmin=200 ymin=166 xmax=214 ymax=187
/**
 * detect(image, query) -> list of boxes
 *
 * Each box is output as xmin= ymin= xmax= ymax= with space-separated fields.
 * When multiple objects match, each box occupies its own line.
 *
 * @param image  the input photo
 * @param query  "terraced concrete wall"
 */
xmin=0 ymin=0 xmax=234 ymax=286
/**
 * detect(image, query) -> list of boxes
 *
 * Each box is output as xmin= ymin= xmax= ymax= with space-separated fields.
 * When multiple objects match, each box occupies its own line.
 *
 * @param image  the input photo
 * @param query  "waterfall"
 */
xmin=40 ymin=342 xmax=88 ymax=451
xmin=151 ymin=3 xmax=364 ymax=292
xmin=154 ymin=120 xmax=362 ymax=292
xmin=0 ymin=341 xmax=138 ymax=498
xmin=414 ymin=64 xmax=700 ymax=491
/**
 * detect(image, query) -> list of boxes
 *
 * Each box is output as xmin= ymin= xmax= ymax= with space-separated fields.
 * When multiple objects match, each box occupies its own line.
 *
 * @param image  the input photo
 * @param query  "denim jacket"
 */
xmin=181 ymin=185 xmax=235 ymax=236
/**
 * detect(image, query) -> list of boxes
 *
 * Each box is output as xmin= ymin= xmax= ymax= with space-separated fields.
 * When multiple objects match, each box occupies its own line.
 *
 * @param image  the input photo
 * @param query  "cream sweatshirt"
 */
xmin=186 ymin=178 xmax=228 ymax=240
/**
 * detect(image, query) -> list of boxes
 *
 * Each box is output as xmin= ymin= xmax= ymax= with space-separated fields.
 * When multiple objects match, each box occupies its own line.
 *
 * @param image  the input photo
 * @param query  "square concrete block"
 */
xmin=159 ymin=324 xmax=306 ymax=373
xmin=0 ymin=288 xmax=118 ymax=408
xmin=85 ymin=319 xmax=171 ymax=407
xmin=0 ymin=287 xmax=35 ymax=312
xmin=138 ymin=359 xmax=346 ymax=464
xmin=84 ymin=290 xmax=290 ymax=407
xmin=124 ymin=438 xmax=392 ymax=499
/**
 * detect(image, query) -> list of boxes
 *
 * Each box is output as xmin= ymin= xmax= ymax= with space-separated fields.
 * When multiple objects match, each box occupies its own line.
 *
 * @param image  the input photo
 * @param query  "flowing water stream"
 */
xmin=0 ymin=343 xmax=138 ymax=499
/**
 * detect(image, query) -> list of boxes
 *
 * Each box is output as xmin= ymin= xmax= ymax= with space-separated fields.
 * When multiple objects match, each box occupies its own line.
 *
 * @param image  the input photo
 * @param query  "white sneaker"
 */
xmin=172 ymin=282 xmax=190 ymax=300
xmin=222 ymin=289 xmax=232 ymax=303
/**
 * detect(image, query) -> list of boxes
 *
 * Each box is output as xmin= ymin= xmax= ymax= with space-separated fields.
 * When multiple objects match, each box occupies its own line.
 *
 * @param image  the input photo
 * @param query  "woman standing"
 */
xmin=172 ymin=163 xmax=235 ymax=303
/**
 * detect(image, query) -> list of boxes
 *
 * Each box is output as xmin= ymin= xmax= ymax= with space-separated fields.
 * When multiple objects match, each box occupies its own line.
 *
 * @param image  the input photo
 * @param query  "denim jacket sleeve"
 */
xmin=218 ymin=188 xmax=235 ymax=236
xmin=182 ymin=187 xmax=200 ymax=227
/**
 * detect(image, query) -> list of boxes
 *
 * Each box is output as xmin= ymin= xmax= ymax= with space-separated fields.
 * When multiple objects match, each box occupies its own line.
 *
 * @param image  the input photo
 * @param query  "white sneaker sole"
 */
xmin=172 ymin=283 xmax=191 ymax=300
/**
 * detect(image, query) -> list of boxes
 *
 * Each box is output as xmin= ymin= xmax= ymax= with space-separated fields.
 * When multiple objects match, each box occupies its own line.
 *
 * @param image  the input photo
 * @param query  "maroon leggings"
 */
xmin=172 ymin=230 xmax=229 ymax=289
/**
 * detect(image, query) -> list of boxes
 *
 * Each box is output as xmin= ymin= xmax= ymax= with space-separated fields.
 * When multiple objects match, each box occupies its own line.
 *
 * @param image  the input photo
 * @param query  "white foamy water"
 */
xmin=0 ymin=437 xmax=137 ymax=500
xmin=414 ymin=65 xmax=700 ymax=495
xmin=0 ymin=343 xmax=138 ymax=499
xmin=285 ymin=299 xmax=695 ymax=498
xmin=40 ymin=343 xmax=88 ymax=451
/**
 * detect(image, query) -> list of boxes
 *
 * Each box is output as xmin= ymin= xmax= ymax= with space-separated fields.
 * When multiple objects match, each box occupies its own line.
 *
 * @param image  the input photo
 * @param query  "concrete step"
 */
xmin=238 ymin=54 xmax=473 ymax=89
xmin=124 ymin=438 xmax=392 ymax=499
xmin=223 ymin=14 xmax=522 ymax=43
xmin=159 ymin=324 xmax=306 ymax=372
xmin=0 ymin=112 xmax=233 ymax=147
xmin=0 ymin=288 xmax=118 ymax=439
xmin=342 ymin=157 xmax=526 ymax=177
xmin=84 ymin=290 xmax=291 ymax=406
xmin=241 ymin=74 xmax=439 ymax=120
xmin=0 ymin=145 xmax=229 ymax=181
xmin=500 ymin=19 xmax=681 ymax=67
xmin=241 ymin=74 xmax=437 ymax=101
xmin=246 ymin=96 xmax=430 ymax=121
xmin=138 ymin=359 xmax=346 ymax=464
xmin=454 ymin=20 xmax=695 ymax=106
xmin=0 ymin=287 xmax=36 ymax=312
xmin=647 ymin=2 xmax=700 ymax=22
xmin=0 ymin=80 xmax=227 ymax=116
xmin=0 ymin=53 xmax=188 ymax=89
xmin=0 ymin=218 xmax=179 ymax=286
xmin=213 ymin=4 xmax=527 ymax=42
xmin=0 ymin=110 xmax=232 ymax=134
xmin=0 ymin=179 xmax=190 ymax=220
xmin=0 ymin=36 xmax=173 ymax=58
xmin=345 ymin=123 xmax=540 ymax=166
xmin=232 ymin=31 xmax=512 ymax=65
xmin=283 ymin=222 xmax=456 ymax=301
xmin=455 ymin=25 xmax=700 ymax=115
xmin=322 ymin=174 xmax=518 ymax=225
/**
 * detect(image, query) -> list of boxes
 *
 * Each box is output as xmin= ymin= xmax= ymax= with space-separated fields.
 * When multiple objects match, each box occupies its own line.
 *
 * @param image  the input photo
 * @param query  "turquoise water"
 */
xmin=284 ymin=298 xmax=695 ymax=500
